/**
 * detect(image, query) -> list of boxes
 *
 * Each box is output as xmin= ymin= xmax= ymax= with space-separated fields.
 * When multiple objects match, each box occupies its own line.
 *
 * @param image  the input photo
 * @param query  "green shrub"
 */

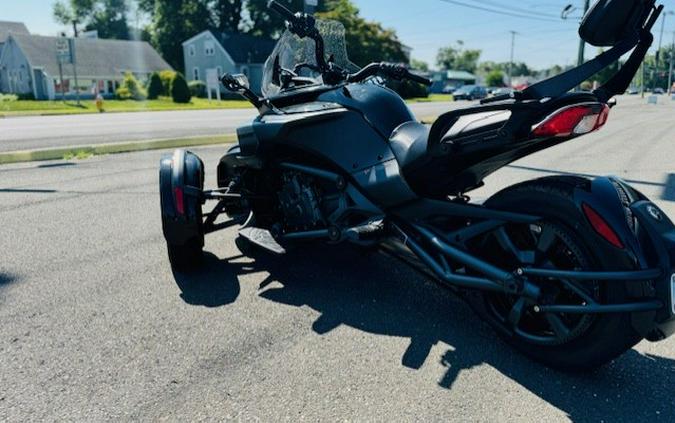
xmin=171 ymin=73 xmax=192 ymax=103
xmin=116 ymin=73 xmax=147 ymax=100
xmin=0 ymin=94 xmax=18 ymax=102
xmin=388 ymin=79 xmax=429 ymax=99
xmin=147 ymin=72 xmax=163 ymax=100
xmin=188 ymin=80 xmax=207 ymax=98
xmin=159 ymin=70 xmax=177 ymax=96
xmin=17 ymin=92 xmax=36 ymax=100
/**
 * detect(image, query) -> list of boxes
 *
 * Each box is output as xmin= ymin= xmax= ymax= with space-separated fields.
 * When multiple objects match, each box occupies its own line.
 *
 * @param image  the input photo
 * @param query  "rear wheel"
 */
xmin=469 ymin=177 xmax=641 ymax=370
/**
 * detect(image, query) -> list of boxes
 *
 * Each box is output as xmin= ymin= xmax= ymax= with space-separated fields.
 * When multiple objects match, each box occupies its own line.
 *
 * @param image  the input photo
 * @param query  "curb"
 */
xmin=0 ymin=134 xmax=237 ymax=165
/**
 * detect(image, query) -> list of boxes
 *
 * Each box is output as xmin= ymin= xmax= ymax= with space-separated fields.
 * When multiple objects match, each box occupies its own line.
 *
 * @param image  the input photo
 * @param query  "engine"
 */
xmin=278 ymin=172 xmax=328 ymax=231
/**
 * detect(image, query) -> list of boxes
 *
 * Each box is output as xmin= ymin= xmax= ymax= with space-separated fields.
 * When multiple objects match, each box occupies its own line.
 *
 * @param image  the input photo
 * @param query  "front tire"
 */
xmin=469 ymin=176 xmax=642 ymax=370
xmin=168 ymin=238 xmax=203 ymax=272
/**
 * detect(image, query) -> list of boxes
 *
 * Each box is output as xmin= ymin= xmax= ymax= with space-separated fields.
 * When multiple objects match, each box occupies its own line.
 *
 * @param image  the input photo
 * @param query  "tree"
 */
xmin=147 ymin=72 xmax=163 ymax=99
xmin=411 ymin=59 xmax=429 ymax=72
xmin=86 ymin=0 xmax=130 ymax=40
xmin=171 ymin=72 xmax=192 ymax=103
xmin=244 ymin=0 xmax=304 ymax=38
xmin=148 ymin=0 xmax=212 ymax=71
xmin=53 ymin=0 xmax=95 ymax=36
xmin=213 ymin=0 xmax=244 ymax=33
xmin=316 ymin=0 xmax=407 ymax=67
xmin=436 ymin=43 xmax=481 ymax=72
xmin=486 ymin=70 xmax=505 ymax=87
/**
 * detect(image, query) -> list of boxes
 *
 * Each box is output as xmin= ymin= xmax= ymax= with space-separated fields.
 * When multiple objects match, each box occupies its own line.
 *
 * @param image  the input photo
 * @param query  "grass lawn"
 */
xmin=0 ymin=94 xmax=453 ymax=117
xmin=0 ymin=97 xmax=253 ymax=117
xmin=407 ymin=94 xmax=453 ymax=103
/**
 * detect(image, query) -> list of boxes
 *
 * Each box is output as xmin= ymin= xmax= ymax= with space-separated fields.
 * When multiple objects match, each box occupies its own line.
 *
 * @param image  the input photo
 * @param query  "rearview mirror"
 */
xmin=221 ymin=73 xmax=250 ymax=93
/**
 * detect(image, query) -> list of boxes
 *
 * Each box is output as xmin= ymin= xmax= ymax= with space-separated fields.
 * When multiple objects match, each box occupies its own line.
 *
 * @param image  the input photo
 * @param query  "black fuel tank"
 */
xmin=318 ymin=83 xmax=416 ymax=138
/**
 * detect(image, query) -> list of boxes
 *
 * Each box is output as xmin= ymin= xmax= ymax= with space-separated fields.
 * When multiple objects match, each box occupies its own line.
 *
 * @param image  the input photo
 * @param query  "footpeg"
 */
xmin=239 ymin=227 xmax=286 ymax=255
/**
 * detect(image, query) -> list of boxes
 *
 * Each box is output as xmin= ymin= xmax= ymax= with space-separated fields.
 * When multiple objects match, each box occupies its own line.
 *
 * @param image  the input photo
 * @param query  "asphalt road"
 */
xmin=2 ymin=97 xmax=675 ymax=421
xmin=0 ymin=102 xmax=460 ymax=153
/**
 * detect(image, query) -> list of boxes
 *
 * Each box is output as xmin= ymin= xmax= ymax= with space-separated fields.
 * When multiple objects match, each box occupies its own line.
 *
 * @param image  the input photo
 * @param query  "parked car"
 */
xmin=652 ymin=88 xmax=665 ymax=94
xmin=453 ymin=85 xmax=488 ymax=100
xmin=442 ymin=85 xmax=458 ymax=94
xmin=626 ymin=87 xmax=639 ymax=95
xmin=491 ymin=87 xmax=514 ymax=97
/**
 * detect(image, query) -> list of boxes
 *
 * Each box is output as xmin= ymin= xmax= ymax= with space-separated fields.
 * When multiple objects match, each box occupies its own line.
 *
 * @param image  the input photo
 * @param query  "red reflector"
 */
xmin=532 ymin=104 xmax=610 ymax=138
xmin=174 ymin=187 xmax=185 ymax=215
xmin=582 ymin=203 xmax=624 ymax=249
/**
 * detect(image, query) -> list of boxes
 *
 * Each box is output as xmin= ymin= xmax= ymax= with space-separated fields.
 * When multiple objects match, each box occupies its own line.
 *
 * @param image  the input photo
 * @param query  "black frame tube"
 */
xmin=538 ymin=301 xmax=662 ymax=314
xmin=522 ymin=267 xmax=662 ymax=281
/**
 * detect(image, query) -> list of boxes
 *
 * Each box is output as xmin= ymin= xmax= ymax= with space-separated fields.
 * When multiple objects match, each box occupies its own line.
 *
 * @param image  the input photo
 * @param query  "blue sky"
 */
xmin=4 ymin=0 xmax=675 ymax=70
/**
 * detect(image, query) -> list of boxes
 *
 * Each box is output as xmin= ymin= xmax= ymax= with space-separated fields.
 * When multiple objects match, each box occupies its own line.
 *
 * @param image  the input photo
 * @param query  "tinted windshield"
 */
xmin=261 ymin=19 xmax=358 ymax=97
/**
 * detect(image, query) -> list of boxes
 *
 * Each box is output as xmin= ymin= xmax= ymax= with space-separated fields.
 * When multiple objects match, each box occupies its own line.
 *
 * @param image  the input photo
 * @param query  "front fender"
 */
xmin=574 ymin=176 xmax=675 ymax=339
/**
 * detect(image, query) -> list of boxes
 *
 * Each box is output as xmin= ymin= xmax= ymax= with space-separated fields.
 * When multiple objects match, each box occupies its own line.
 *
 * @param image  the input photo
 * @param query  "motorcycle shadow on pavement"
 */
xmin=172 ymin=253 xmax=243 ymax=307
xmin=172 ymin=241 xmax=675 ymax=421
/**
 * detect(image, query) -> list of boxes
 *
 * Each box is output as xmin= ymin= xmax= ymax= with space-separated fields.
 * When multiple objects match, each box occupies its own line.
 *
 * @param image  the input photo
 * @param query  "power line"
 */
xmin=437 ymin=0 xmax=568 ymax=23
xmin=478 ymin=0 xmax=562 ymax=20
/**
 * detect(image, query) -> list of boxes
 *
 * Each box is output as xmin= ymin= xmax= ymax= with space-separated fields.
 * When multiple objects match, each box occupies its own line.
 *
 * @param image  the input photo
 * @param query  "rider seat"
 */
xmin=389 ymin=110 xmax=511 ymax=177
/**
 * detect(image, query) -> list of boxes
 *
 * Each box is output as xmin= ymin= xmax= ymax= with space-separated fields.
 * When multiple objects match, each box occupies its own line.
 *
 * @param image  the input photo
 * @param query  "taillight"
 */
xmin=532 ymin=103 xmax=610 ymax=138
xmin=582 ymin=203 xmax=624 ymax=249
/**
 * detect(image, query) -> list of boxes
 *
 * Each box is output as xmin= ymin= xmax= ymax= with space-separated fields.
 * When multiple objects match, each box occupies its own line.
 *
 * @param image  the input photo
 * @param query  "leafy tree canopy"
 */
xmin=436 ymin=42 xmax=481 ymax=73
xmin=316 ymin=0 xmax=407 ymax=67
xmin=410 ymin=59 xmax=429 ymax=72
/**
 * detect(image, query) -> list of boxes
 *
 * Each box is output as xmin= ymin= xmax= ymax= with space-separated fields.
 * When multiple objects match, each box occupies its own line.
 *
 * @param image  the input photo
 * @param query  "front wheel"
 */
xmin=468 ymin=176 xmax=641 ymax=370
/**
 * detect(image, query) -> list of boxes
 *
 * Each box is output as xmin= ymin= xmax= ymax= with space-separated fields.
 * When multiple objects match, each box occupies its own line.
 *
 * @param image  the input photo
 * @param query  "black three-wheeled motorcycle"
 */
xmin=160 ymin=0 xmax=675 ymax=369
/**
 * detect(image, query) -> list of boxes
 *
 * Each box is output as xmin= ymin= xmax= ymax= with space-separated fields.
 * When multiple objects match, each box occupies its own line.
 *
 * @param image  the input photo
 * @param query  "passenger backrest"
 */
xmin=579 ymin=0 xmax=649 ymax=47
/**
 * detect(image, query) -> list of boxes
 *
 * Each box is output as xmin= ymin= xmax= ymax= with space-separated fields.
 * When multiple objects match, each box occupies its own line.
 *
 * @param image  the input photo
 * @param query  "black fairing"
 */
xmin=574 ymin=177 xmax=675 ymax=339
xmin=317 ymin=83 xmax=416 ymax=138
xmin=160 ymin=150 xmax=205 ymax=247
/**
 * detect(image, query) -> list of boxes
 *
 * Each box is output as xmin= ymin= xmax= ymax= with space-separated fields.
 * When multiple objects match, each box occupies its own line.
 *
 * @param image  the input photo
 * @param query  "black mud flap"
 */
xmin=159 ymin=149 xmax=205 ymax=248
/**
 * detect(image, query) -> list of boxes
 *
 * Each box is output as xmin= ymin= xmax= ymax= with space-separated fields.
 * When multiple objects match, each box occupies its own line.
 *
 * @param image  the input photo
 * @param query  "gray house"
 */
xmin=0 ymin=21 xmax=29 ymax=55
xmin=0 ymin=21 xmax=30 ymax=91
xmin=183 ymin=31 xmax=276 ymax=95
xmin=0 ymin=34 xmax=172 ymax=99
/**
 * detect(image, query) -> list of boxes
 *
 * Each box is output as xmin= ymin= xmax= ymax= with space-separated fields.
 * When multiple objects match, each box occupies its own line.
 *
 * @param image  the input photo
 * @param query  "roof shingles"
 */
xmin=0 ymin=21 xmax=29 ymax=43
xmin=9 ymin=34 xmax=172 ymax=78
xmin=214 ymin=32 xmax=276 ymax=64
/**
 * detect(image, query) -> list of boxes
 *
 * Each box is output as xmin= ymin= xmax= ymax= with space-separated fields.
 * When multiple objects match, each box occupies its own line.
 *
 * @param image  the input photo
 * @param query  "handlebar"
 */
xmin=267 ymin=1 xmax=432 ymax=87
xmin=268 ymin=0 xmax=296 ymax=22
xmin=347 ymin=63 xmax=433 ymax=86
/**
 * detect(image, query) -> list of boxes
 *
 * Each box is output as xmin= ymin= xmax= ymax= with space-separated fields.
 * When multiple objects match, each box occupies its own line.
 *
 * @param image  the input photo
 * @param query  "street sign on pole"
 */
xmin=56 ymin=38 xmax=71 ymax=64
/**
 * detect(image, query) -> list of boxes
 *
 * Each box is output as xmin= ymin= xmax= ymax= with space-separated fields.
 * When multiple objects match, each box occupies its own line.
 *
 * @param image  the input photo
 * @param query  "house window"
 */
xmin=193 ymin=67 xmax=200 ymax=81
xmin=216 ymin=66 xmax=222 ymax=77
xmin=204 ymin=40 xmax=215 ymax=56
xmin=189 ymin=45 xmax=196 ymax=57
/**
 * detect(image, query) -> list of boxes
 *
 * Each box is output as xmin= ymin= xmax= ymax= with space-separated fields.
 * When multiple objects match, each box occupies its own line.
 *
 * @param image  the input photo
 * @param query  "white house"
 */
xmin=183 ymin=31 xmax=276 ymax=95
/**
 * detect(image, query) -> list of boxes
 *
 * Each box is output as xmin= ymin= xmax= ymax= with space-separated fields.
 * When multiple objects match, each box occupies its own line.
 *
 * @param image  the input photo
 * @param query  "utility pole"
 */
xmin=70 ymin=38 xmax=80 ymax=106
xmin=577 ymin=0 xmax=591 ymax=66
xmin=508 ymin=30 xmax=517 ymax=87
xmin=657 ymin=11 xmax=674 ymax=90
xmin=669 ymin=30 xmax=675 ymax=94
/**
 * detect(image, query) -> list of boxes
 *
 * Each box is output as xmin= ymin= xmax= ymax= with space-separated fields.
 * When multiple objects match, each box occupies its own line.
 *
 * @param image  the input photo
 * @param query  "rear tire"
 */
xmin=470 ymin=176 xmax=642 ymax=370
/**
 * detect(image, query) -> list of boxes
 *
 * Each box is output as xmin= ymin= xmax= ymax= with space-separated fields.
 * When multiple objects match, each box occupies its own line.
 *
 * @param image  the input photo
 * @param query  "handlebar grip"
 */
xmin=267 ymin=0 xmax=296 ymax=21
xmin=405 ymin=71 xmax=433 ymax=87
